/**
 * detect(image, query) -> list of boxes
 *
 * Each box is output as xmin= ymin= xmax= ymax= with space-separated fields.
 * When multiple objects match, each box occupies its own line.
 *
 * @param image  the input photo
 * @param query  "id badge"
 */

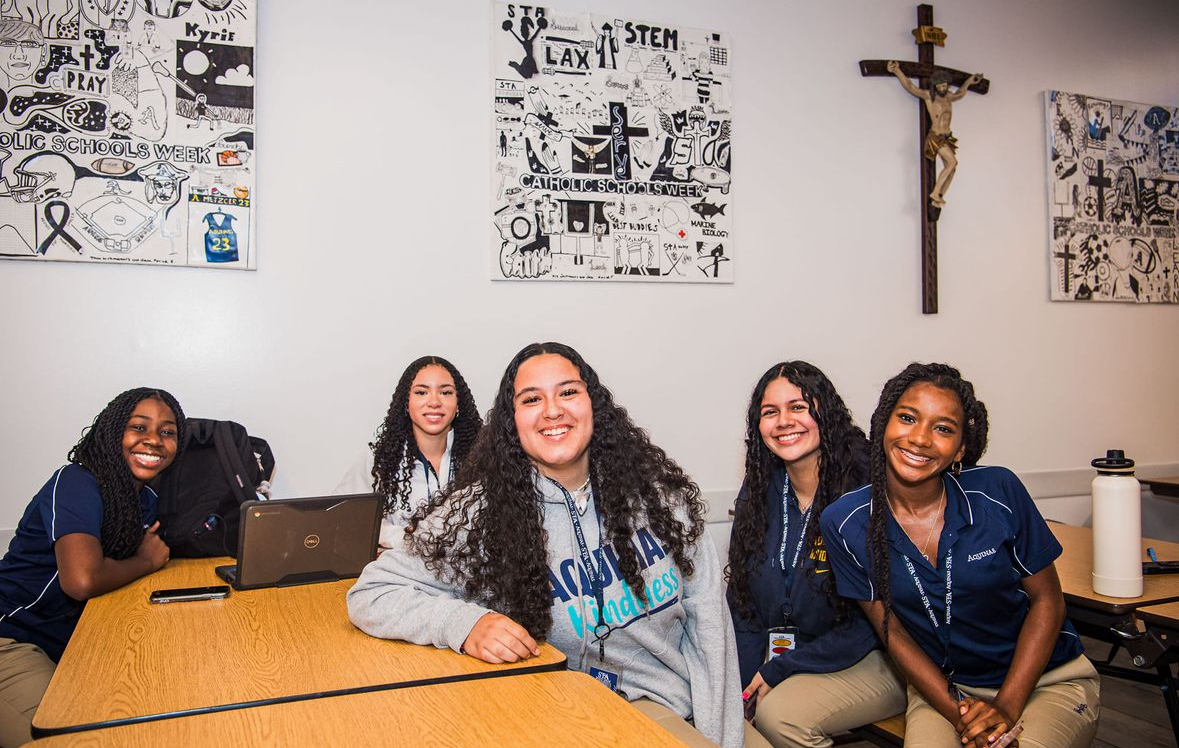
xmin=587 ymin=657 xmax=625 ymax=696
xmin=765 ymin=626 xmax=798 ymax=661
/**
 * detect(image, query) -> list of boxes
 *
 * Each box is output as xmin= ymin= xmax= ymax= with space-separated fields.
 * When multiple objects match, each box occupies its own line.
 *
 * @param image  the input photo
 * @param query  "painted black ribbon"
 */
xmin=37 ymin=200 xmax=82 ymax=255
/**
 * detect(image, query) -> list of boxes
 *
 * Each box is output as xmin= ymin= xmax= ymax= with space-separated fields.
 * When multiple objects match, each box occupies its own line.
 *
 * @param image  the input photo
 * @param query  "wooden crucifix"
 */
xmin=860 ymin=4 xmax=989 ymax=314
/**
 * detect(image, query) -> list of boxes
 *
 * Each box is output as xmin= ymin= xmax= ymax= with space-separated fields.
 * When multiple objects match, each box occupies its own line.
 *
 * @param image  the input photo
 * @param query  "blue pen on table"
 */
xmin=1148 ymin=547 xmax=1160 ymax=563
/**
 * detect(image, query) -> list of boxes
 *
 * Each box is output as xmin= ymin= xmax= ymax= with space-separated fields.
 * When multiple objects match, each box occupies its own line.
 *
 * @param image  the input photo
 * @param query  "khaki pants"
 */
xmin=633 ymin=697 xmax=772 ymax=748
xmin=904 ymin=655 xmax=1100 ymax=748
xmin=0 ymin=638 xmax=55 ymax=748
xmin=753 ymin=650 xmax=907 ymax=748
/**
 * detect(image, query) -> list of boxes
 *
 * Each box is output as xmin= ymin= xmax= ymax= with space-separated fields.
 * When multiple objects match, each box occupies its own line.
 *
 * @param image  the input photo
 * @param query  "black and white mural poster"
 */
xmin=1046 ymin=91 xmax=1177 ymax=303
xmin=492 ymin=3 xmax=733 ymax=282
xmin=0 ymin=0 xmax=256 ymax=269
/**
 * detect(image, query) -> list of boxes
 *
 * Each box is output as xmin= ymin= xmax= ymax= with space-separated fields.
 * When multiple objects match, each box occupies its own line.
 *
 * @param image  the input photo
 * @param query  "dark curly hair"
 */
xmin=68 ymin=388 xmax=186 ymax=560
xmin=865 ymin=362 xmax=989 ymax=645
xmin=409 ymin=342 xmax=706 ymax=639
xmin=726 ymin=361 xmax=868 ymax=620
xmin=369 ymin=356 xmax=482 ymax=518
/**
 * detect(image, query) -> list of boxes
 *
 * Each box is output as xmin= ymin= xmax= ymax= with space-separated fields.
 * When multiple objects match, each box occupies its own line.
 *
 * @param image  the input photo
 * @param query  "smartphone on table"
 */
xmin=149 ymin=585 xmax=231 ymax=604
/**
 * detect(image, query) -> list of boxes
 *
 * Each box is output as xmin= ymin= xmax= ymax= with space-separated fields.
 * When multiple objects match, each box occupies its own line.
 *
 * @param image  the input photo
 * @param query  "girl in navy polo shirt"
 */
xmin=0 ymin=388 xmax=184 ymax=746
xmin=727 ymin=361 xmax=904 ymax=747
xmin=820 ymin=364 xmax=1098 ymax=748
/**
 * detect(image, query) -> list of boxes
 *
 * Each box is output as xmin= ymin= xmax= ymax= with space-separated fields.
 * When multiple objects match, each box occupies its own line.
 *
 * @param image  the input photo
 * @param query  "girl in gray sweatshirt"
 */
xmin=348 ymin=342 xmax=744 ymax=748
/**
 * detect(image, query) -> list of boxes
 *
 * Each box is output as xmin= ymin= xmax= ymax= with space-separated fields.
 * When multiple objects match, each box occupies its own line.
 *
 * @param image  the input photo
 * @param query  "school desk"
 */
xmin=30 ymin=672 xmax=690 ymax=748
xmin=1051 ymin=522 xmax=1179 ymax=743
xmin=1050 ymin=522 xmax=1179 ymax=616
xmin=32 ymin=557 xmax=566 ymax=737
xmin=1122 ymin=600 xmax=1179 ymax=745
xmin=1143 ymin=475 xmax=1179 ymax=500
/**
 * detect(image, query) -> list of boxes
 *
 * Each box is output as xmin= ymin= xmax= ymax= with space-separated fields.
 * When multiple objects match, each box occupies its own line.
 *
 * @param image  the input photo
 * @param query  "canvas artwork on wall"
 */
xmin=1046 ymin=90 xmax=1178 ymax=303
xmin=0 ymin=0 xmax=256 ymax=269
xmin=492 ymin=3 xmax=733 ymax=282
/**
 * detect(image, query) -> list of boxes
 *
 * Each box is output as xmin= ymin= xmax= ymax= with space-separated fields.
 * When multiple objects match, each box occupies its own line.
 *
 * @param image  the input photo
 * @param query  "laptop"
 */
xmin=215 ymin=493 xmax=381 ymax=590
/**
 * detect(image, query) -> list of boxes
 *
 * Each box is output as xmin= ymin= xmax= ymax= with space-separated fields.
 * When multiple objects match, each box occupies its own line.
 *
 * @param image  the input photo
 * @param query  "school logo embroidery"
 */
xmin=967 ymin=547 xmax=997 ymax=562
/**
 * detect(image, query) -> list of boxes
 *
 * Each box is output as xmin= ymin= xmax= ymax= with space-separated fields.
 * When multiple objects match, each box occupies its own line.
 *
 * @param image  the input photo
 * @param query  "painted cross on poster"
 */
xmin=491 ymin=3 xmax=734 ymax=282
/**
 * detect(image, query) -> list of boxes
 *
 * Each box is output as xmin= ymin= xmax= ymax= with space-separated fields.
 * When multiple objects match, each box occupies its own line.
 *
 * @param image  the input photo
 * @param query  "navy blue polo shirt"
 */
xmin=0 ymin=464 xmax=158 ymax=661
xmin=729 ymin=463 xmax=879 ymax=689
xmin=819 ymin=465 xmax=1083 ymax=688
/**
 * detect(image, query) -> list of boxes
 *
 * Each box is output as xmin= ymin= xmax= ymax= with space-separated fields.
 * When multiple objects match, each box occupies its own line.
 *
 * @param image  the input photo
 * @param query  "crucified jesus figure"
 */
xmin=887 ymin=60 xmax=982 ymax=208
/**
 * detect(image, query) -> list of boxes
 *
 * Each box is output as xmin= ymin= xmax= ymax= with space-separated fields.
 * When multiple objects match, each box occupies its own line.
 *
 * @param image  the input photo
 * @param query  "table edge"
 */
xmin=1063 ymin=589 xmax=1179 ymax=615
xmin=1135 ymin=603 xmax=1179 ymax=630
xmin=31 ymin=653 xmax=568 ymax=738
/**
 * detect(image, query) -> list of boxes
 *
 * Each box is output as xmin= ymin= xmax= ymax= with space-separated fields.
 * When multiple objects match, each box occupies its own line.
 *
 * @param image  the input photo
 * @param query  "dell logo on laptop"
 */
xmin=304 ymin=534 xmax=321 ymax=549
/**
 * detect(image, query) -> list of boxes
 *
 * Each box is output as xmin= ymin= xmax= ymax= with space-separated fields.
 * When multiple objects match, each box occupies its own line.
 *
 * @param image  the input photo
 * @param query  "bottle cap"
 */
xmin=1092 ymin=449 xmax=1135 ymax=473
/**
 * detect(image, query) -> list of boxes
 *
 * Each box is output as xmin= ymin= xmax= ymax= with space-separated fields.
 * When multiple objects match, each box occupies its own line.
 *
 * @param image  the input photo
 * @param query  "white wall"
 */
xmin=1 ymin=0 xmax=1177 ymax=534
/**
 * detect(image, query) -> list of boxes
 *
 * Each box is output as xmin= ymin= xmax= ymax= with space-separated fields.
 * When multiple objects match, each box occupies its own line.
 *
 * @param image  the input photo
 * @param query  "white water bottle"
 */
xmin=1091 ymin=449 xmax=1143 ymax=597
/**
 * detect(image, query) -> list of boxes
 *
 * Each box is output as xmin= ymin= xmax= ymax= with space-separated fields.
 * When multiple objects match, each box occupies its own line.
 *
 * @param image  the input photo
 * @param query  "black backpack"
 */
xmin=155 ymin=418 xmax=275 ymax=558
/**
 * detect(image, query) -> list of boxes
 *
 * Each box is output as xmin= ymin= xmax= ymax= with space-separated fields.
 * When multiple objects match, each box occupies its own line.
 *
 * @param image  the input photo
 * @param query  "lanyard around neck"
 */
xmin=414 ymin=445 xmax=453 ymax=497
xmin=900 ymin=547 xmax=955 ymax=678
xmin=778 ymin=472 xmax=812 ymax=571
xmin=548 ymin=477 xmax=610 ymax=661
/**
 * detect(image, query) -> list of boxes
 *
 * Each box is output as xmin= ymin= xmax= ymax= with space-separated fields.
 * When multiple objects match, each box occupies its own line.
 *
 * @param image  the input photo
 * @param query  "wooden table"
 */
xmin=1051 ymin=522 xmax=1179 ymax=742
xmin=1135 ymin=600 xmax=1179 ymax=636
xmin=30 ymin=672 xmax=688 ymax=748
xmin=1051 ymin=522 xmax=1179 ymax=615
xmin=33 ymin=558 xmax=566 ymax=737
xmin=1144 ymin=475 xmax=1179 ymax=500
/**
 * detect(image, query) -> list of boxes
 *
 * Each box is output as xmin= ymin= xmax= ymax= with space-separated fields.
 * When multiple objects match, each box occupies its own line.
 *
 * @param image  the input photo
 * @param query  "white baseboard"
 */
xmin=701 ymin=461 xmax=1179 ymax=520
xmin=1019 ymin=461 xmax=1179 ymax=500
xmin=701 ymin=462 xmax=1179 ymax=565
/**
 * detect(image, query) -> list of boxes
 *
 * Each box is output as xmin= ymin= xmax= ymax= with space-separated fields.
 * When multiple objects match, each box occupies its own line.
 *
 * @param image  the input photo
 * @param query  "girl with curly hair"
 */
xmin=336 ymin=356 xmax=481 ymax=553
xmin=0 ymin=387 xmax=184 ymax=745
xmin=349 ymin=342 xmax=747 ymax=748
xmin=820 ymin=364 xmax=1099 ymax=748
xmin=728 ymin=362 xmax=904 ymax=747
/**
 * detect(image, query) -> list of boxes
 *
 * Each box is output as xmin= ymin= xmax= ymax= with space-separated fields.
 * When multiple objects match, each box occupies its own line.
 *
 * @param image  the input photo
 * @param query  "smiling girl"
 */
xmin=728 ymin=362 xmax=904 ymax=747
xmin=348 ymin=342 xmax=749 ymax=748
xmin=820 ymin=364 xmax=1099 ymax=748
xmin=336 ymin=356 xmax=481 ymax=553
xmin=0 ymin=387 xmax=184 ymax=745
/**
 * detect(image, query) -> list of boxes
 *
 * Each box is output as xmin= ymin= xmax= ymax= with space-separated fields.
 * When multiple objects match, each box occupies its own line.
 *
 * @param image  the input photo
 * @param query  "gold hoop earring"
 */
xmin=951 ymin=461 xmax=963 ymax=476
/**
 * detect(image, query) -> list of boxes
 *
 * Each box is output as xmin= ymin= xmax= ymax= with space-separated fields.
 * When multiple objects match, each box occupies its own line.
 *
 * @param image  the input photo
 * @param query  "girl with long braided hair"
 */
xmin=727 ymin=361 xmax=904 ymax=748
xmin=335 ymin=356 xmax=481 ymax=553
xmin=820 ymin=364 xmax=1099 ymax=748
xmin=0 ymin=387 xmax=184 ymax=745
xmin=350 ymin=342 xmax=748 ymax=748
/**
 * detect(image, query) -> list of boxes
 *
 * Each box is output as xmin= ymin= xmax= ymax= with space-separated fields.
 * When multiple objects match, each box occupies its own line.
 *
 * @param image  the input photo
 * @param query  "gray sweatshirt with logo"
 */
xmin=347 ymin=474 xmax=744 ymax=748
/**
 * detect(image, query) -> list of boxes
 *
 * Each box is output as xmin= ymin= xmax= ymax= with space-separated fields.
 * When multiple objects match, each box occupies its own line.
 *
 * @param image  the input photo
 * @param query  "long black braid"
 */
xmin=68 ymin=388 xmax=186 ymax=560
xmin=409 ymin=342 xmax=706 ymax=638
xmin=369 ymin=356 xmax=482 ymax=518
xmin=726 ymin=361 xmax=868 ymax=621
xmin=866 ymin=363 xmax=989 ymax=645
